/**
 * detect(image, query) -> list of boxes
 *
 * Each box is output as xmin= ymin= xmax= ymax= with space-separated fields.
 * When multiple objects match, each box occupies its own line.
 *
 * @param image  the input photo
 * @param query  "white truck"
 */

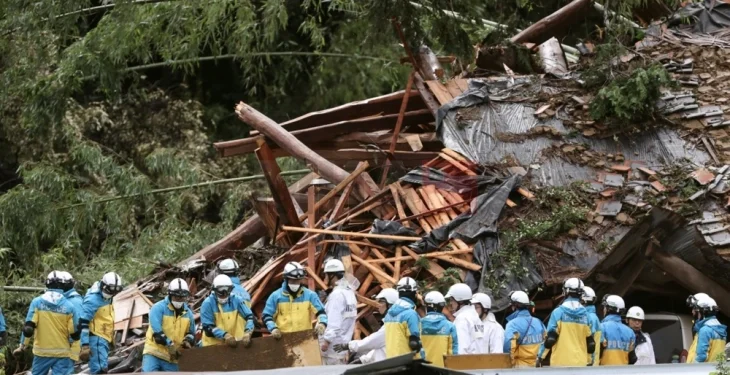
xmin=643 ymin=313 xmax=694 ymax=364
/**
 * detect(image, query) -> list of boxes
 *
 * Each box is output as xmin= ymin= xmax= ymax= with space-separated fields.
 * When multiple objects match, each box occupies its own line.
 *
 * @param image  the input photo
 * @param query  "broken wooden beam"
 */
xmin=255 ymin=141 xmax=303 ymax=230
xmin=281 ymin=226 xmax=421 ymax=242
xmin=381 ymin=71 xmax=416 ymax=188
xmin=511 ymin=0 xmax=592 ymax=45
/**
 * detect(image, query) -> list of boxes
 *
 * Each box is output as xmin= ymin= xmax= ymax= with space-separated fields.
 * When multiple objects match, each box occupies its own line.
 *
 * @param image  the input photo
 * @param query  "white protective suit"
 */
xmin=349 ymin=325 xmax=386 ymax=364
xmin=634 ymin=331 xmax=656 ymax=365
xmin=453 ymin=304 xmax=486 ymax=354
xmin=481 ymin=312 xmax=505 ymax=354
xmin=321 ymin=279 xmax=358 ymax=365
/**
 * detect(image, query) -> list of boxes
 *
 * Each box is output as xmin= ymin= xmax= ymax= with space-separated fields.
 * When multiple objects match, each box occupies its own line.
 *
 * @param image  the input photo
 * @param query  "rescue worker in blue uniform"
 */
xmin=503 ymin=291 xmax=545 ymax=367
xmin=0 ymin=301 xmax=6 ymax=375
xmin=142 ymin=278 xmax=196 ymax=372
xmin=263 ymin=262 xmax=327 ymax=338
xmin=599 ymin=295 xmax=635 ymax=366
xmin=421 ymin=291 xmax=457 ymax=367
xmin=79 ymin=272 xmax=123 ymax=374
xmin=539 ymin=278 xmax=594 ymax=367
xmin=582 ymin=286 xmax=601 ymax=365
xmin=14 ymin=271 xmax=80 ymax=375
xmin=384 ymin=277 xmax=423 ymax=358
xmin=217 ymin=258 xmax=252 ymax=307
xmin=59 ymin=272 xmax=82 ymax=365
xmin=687 ymin=294 xmax=727 ymax=363
xmin=201 ymin=275 xmax=255 ymax=347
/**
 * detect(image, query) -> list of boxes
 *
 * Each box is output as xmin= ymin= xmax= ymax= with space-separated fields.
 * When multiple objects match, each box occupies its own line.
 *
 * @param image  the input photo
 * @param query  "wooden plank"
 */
xmin=396 ymin=183 xmax=432 ymax=232
xmin=367 ymin=248 xmax=474 ymax=264
xmin=413 ymin=73 xmax=441 ymax=116
xmin=317 ymin=240 xmax=391 ymax=254
xmin=307 ymin=186 xmax=316 ymax=290
xmin=358 ymin=274 xmax=375 ymax=295
xmin=179 ymin=331 xmax=322 ymax=371
xmin=444 ymin=354 xmax=512 ymax=370
xmin=439 ymin=152 xmax=477 ymax=176
xmin=221 ymin=109 xmax=435 ymax=156
xmin=390 ymin=184 xmax=410 ymax=227
xmin=297 ymin=161 xmax=370 ymax=223
xmin=401 ymin=246 xmax=446 ymax=279
xmin=249 ymin=267 xmax=275 ymax=307
xmin=282 ymin=226 xmax=420 ymax=242
xmin=425 ymin=81 xmax=454 ymax=106
xmin=394 ymin=247 xmax=402 ymax=280
xmin=454 ymin=79 xmax=469 ymax=92
xmin=405 ymin=187 xmax=440 ymax=230
xmin=251 ymin=197 xmax=279 ymax=239
xmin=381 ymin=71 xmax=416 ymax=188
xmin=255 ymin=141 xmax=303 ymax=230
xmin=351 ymin=254 xmax=397 ymax=285
xmin=305 ymin=266 xmax=328 ymax=290
xmin=419 ymin=187 xmax=451 ymax=226
xmin=431 ymin=187 xmax=459 ymax=220
xmin=120 ymin=299 xmax=135 ymax=343
xmin=445 ymin=80 xmax=464 ymax=98
xmin=369 ymin=248 xmax=396 ymax=273
xmin=355 ymin=294 xmax=380 ymax=309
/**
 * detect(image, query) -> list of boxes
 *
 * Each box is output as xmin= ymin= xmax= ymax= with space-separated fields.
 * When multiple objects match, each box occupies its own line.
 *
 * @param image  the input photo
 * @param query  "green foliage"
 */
xmin=589 ymin=65 xmax=673 ymax=123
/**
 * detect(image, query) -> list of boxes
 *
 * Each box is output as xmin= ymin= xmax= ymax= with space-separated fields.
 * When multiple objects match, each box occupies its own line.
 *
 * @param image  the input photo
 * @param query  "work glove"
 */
xmin=12 ymin=346 xmax=25 ymax=358
xmin=314 ymin=323 xmax=326 ymax=336
xmin=181 ymin=340 xmax=193 ymax=349
xmin=224 ymin=333 xmax=238 ymax=348
xmin=271 ymin=329 xmax=282 ymax=340
xmin=79 ymin=345 xmax=91 ymax=362
xmin=167 ymin=344 xmax=182 ymax=360
xmin=332 ymin=343 xmax=349 ymax=353
xmin=241 ymin=332 xmax=252 ymax=348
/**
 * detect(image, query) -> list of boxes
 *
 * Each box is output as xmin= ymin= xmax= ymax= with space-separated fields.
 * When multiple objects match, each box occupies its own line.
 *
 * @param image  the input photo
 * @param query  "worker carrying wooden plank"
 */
xmin=262 ymin=262 xmax=327 ymax=338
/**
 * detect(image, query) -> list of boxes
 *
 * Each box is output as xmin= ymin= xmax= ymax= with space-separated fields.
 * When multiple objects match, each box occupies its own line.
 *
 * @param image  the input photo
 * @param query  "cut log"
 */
xmin=235 ymin=102 xmax=379 ymax=205
xmin=511 ymin=0 xmax=593 ymax=45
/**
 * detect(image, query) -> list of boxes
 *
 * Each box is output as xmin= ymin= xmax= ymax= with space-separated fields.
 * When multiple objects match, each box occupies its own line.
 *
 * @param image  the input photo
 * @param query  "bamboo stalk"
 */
xmin=281 ymin=226 xmax=420 ymax=242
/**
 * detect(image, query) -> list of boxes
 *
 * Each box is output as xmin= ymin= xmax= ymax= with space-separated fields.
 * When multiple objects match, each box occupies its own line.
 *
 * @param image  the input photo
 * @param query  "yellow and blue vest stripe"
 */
xmin=421 ymin=311 xmax=457 ymax=367
xmin=504 ymin=309 xmax=545 ymax=367
xmin=599 ymin=314 xmax=634 ymax=365
xmin=586 ymin=305 xmax=602 ymax=365
xmin=80 ymin=282 xmax=116 ymax=346
xmin=23 ymin=290 xmax=80 ymax=358
xmin=539 ymin=298 xmax=594 ymax=367
xmin=693 ymin=317 xmax=727 ymax=362
xmin=384 ymin=297 xmax=423 ymax=359
xmin=143 ymin=297 xmax=196 ymax=363
xmin=63 ymin=290 xmax=83 ymax=361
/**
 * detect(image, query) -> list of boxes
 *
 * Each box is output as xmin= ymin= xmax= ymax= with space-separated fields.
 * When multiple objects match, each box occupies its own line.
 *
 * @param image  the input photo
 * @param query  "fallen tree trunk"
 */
xmin=511 ymin=0 xmax=592 ymax=45
xmin=235 ymin=102 xmax=382 ymax=205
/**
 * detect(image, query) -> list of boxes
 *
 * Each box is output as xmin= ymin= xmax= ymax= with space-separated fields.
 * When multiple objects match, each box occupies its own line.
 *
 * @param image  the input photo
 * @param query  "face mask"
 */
xmin=102 ymin=292 xmax=113 ymax=300
xmin=288 ymin=283 xmax=301 ymax=292
xmin=172 ymin=301 xmax=185 ymax=309
xmin=217 ymin=297 xmax=229 ymax=304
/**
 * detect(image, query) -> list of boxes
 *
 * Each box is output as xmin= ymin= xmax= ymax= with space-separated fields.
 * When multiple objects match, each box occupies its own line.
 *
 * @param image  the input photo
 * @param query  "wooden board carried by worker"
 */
xmin=443 ymin=354 xmax=512 ymax=370
xmin=178 ymin=331 xmax=322 ymax=371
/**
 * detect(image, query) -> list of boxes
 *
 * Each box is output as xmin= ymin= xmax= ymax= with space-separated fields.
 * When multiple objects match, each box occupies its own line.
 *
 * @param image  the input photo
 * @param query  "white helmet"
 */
xmin=283 ymin=261 xmax=306 ymax=280
xmin=324 ymin=259 xmax=345 ymax=274
xmin=444 ymin=283 xmax=472 ymax=302
xmin=509 ymin=290 xmax=530 ymax=306
xmin=168 ymin=278 xmax=190 ymax=297
xmin=375 ymin=288 xmax=399 ymax=305
xmin=396 ymin=277 xmax=418 ymax=292
xmin=425 ymin=291 xmax=446 ymax=305
xmin=687 ymin=293 xmax=712 ymax=308
xmin=626 ymin=306 xmax=645 ymax=320
xmin=217 ymin=258 xmax=239 ymax=276
xmin=471 ymin=293 xmax=492 ymax=309
xmin=213 ymin=274 xmax=233 ymax=289
xmin=46 ymin=271 xmax=63 ymax=289
xmin=602 ymin=295 xmax=625 ymax=313
xmin=582 ymin=286 xmax=596 ymax=304
xmin=696 ymin=295 xmax=719 ymax=312
xmin=100 ymin=272 xmax=123 ymax=296
xmin=563 ymin=278 xmax=584 ymax=296
xmin=57 ymin=271 xmax=75 ymax=291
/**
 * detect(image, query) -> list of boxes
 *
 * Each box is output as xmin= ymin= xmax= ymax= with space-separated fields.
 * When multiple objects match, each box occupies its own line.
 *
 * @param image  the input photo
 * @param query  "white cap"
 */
xmin=324 ymin=259 xmax=345 ymax=274
xmin=627 ymin=306 xmax=645 ymax=320
xmin=396 ymin=277 xmax=418 ymax=292
xmin=213 ymin=274 xmax=233 ymax=288
xmin=471 ymin=293 xmax=492 ymax=309
xmin=375 ymin=288 xmax=399 ymax=305
xmin=510 ymin=290 xmax=530 ymax=305
xmin=444 ymin=283 xmax=472 ymax=302
xmin=425 ymin=291 xmax=446 ymax=305
xmin=582 ymin=286 xmax=596 ymax=303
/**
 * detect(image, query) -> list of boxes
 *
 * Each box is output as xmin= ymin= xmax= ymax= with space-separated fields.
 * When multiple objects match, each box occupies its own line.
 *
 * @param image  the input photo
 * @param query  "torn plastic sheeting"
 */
xmin=672 ymin=0 xmax=730 ymax=34
xmin=368 ymin=219 xmax=420 ymax=247
xmin=399 ymin=166 xmax=498 ymax=194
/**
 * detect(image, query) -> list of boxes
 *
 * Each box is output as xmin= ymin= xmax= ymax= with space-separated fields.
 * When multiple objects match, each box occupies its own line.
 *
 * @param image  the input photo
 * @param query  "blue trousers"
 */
xmin=89 ymin=335 xmax=110 ymax=374
xmin=31 ymin=356 xmax=74 ymax=375
xmin=142 ymin=354 xmax=179 ymax=372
